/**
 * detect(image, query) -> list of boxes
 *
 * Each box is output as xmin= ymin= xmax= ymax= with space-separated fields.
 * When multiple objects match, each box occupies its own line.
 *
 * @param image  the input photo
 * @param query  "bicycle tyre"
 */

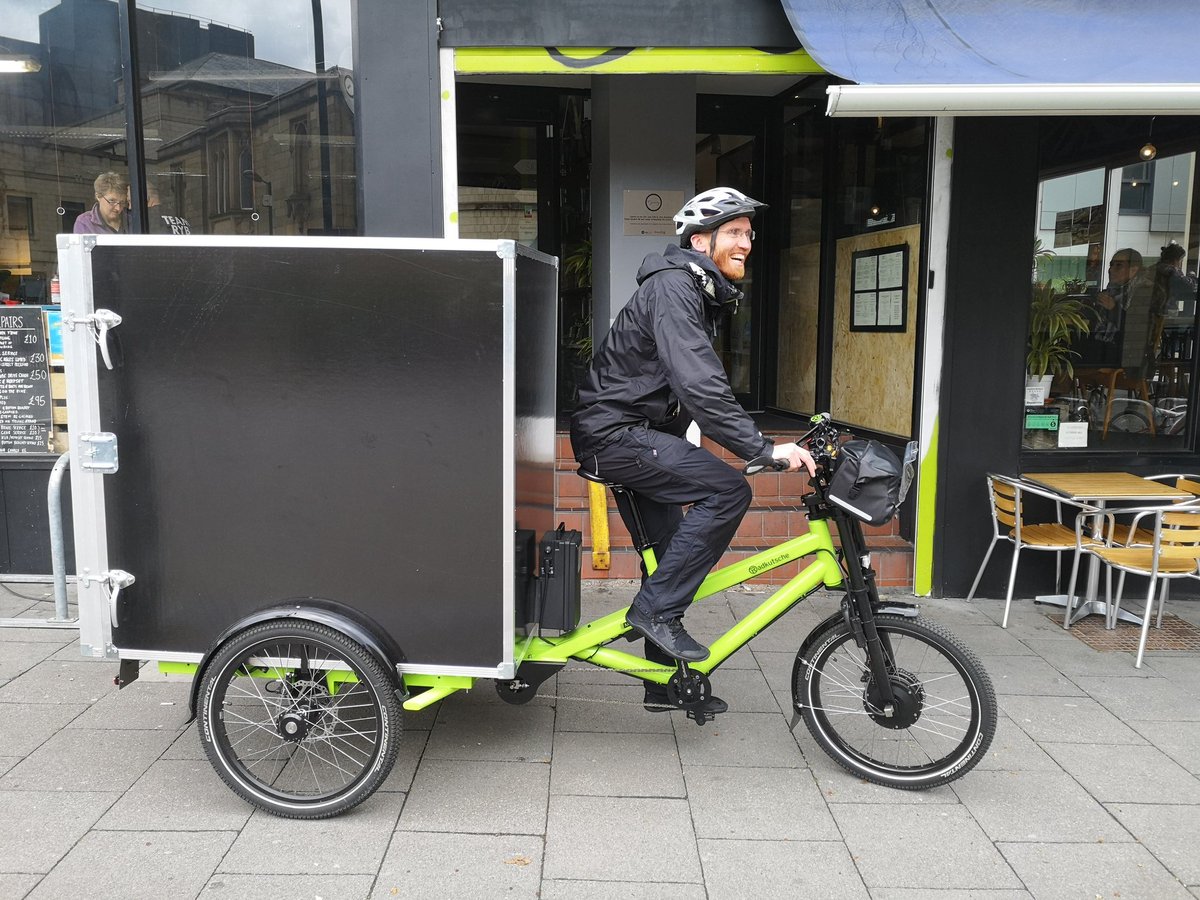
xmin=793 ymin=614 xmax=995 ymax=789
xmin=1109 ymin=410 xmax=1151 ymax=434
xmin=197 ymin=620 xmax=402 ymax=818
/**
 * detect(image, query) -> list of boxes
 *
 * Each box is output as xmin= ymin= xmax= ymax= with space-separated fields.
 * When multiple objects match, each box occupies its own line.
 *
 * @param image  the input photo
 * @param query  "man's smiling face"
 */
xmin=694 ymin=216 xmax=753 ymax=281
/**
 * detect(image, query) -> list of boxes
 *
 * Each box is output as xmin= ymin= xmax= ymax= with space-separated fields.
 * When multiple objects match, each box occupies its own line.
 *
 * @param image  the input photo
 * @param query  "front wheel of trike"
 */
xmin=793 ymin=614 xmax=996 ymax=789
xmin=197 ymin=620 xmax=402 ymax=818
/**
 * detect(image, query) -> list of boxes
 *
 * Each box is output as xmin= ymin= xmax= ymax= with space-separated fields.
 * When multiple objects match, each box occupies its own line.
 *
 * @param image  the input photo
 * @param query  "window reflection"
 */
xmin=0 ymin=0 xmax=359 ymax=304
xmin=1027 ymin=153 xmax=1199 ymax=451
xmin=137 ymin=0 xmax=357 ymax=236
xmin=0 ymin=0 xmax=127 ymax=297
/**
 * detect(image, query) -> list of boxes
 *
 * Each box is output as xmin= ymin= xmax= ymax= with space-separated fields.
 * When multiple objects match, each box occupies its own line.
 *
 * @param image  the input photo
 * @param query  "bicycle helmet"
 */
xmin=674 ymin=187 xmax=767 ymax=247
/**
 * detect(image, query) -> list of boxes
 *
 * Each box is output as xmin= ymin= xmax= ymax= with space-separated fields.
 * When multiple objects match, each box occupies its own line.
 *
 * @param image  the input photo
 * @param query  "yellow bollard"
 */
xmin=587 ymin=479 xmax=611 ymax=570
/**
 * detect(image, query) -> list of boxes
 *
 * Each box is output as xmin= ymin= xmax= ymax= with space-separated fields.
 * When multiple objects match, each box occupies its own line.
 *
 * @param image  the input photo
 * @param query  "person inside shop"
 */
xmin=1116 ymin=242 xmax=1198 ymax=387
xmin=143 ymin=181 xmax=193 ymax=235
xmin=1078 ymin=248 xmax=1143 ymax=366
xmin=1148 ymin=241 xmax=1198 ymax=312
xmin=570 ymin=187 xmax=815 ymax=715
xmin=73 ymin=172 xmax=130 ymax=235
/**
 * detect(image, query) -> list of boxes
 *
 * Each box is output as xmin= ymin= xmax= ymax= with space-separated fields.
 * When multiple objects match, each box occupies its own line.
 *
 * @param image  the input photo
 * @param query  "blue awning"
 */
xmin=780 ymin=0 xmax=1200 ymax=114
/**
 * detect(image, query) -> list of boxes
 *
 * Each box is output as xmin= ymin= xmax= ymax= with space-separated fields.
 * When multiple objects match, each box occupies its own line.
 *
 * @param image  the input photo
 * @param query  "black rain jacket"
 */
xmin=570 ymin=243 xmax=771 ymax=461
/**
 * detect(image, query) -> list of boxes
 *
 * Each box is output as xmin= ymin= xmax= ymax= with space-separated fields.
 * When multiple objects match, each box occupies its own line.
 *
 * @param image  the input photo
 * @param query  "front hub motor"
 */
xmin=863 ymin=667 xmax=924 ymax=729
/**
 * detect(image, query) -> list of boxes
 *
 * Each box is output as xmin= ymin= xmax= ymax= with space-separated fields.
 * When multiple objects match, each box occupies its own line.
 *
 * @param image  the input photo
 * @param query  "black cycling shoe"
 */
xmin=624 ymin=604 xmax=709 ymax=662
xmin=644 ymin=693 xmax=728 ymax=715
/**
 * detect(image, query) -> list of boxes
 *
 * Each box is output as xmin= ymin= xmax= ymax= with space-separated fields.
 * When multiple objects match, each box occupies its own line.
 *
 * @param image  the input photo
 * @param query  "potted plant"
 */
xmin=1026 ymin=281 xmax=1089 ymax=400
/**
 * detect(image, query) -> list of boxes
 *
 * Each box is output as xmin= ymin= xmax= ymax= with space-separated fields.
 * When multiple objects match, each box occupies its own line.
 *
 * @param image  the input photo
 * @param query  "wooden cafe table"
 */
xmin=1020 ymin=472 xmax=1191 ymax=627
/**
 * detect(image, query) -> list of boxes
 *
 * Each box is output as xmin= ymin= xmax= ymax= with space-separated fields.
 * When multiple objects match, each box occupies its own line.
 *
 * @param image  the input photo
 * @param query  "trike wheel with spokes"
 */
xmin=792 ymin=614 xmax=996 ymax=789
xmin=197 ymin=620 xmax=402 ymax=818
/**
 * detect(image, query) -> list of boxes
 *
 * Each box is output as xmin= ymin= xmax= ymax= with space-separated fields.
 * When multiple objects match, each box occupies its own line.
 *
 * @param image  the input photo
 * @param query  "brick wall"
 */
xmin=554 ymin=430 xmax=914 ymax=589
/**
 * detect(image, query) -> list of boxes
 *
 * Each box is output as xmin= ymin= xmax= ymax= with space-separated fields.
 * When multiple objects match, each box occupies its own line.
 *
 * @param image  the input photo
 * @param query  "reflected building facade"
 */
xmin=0 ymin=0 xmax=356 ymax=296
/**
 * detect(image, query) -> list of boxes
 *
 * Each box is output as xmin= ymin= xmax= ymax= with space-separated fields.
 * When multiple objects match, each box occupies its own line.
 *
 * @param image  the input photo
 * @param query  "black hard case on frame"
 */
xmin=537 ymin=526 xmax=582 ymax=632
xmin=64 ymin=237 xmax=558 ymax=675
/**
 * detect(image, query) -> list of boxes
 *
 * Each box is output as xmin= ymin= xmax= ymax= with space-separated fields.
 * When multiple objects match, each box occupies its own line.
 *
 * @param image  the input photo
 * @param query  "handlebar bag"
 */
xmin=827 ymin=439 xmax=905 ymax=526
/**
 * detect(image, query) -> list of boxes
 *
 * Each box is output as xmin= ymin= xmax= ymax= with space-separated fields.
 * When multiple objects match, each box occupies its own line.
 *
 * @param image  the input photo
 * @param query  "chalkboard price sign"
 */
xmin=0 ymin=305 xmax=53 ymax=452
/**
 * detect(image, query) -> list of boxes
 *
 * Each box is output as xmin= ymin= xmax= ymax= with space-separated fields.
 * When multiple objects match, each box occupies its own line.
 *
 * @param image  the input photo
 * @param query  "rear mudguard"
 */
xmin=187 ymin=598 xmax=405 ymax=718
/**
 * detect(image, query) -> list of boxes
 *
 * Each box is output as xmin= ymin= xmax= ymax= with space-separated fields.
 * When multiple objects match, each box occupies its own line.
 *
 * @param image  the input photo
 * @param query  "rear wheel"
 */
xmin=792 ymin=615 xmax=995 ymax=789
xmin=197 ymin=620 xmax=401 ymax=818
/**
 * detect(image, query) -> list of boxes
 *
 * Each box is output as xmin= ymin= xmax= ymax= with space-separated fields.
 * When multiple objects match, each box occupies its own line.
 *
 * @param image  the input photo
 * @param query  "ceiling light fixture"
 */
xmin=1139 ymin=116 xmax=1157 ymax=161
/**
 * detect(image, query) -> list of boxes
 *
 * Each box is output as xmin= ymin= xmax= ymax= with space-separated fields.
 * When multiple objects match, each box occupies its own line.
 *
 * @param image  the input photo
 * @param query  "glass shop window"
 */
xmin=135 ymin=0 xmax=358 ymax=236
xmin=0 ymin=0 xmax=131 ymax=455
xmin=1025 ymin=153 xmax=1199 ymax=452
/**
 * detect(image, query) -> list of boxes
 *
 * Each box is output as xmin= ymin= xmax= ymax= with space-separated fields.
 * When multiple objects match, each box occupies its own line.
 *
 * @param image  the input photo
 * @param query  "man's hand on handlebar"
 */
xmin=772 ymin=441 xmax=817 ymax=477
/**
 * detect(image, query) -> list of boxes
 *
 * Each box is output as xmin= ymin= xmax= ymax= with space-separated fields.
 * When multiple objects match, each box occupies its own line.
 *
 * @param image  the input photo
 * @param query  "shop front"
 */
xmin=1 ymin=0 xmax=928 ymax=585
xmin=789 ymin=1 xmax=1200 ymax=597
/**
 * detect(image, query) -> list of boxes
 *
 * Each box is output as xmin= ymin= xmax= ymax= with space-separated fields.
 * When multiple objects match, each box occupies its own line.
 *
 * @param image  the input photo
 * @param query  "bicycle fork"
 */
xmin=836 ymin=513 xmax=899 ymax=717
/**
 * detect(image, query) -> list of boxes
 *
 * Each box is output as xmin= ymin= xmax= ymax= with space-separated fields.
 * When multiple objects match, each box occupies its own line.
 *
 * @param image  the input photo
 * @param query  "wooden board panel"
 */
xmin=830 ymin=224 xmax=921 ymax=437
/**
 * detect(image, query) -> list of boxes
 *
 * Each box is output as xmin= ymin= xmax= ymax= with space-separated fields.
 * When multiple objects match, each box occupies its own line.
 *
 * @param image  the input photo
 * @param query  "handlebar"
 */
xmin=742 ymin=412 xmax=843 ymax=477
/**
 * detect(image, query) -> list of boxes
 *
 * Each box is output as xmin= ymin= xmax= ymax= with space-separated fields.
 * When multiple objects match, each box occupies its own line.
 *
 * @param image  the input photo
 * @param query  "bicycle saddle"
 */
xmin=577 ymin=467 xmax=625 ymax=490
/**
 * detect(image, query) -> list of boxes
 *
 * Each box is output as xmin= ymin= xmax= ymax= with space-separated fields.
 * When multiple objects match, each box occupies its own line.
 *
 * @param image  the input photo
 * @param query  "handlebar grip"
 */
xmin=743 ymin=455 xmax=790 ymax=475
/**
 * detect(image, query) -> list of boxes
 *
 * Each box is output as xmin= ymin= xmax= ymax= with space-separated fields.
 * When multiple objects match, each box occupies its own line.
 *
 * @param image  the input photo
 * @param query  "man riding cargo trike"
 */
xmin=59 ymin=232 xmax=995 ymax=819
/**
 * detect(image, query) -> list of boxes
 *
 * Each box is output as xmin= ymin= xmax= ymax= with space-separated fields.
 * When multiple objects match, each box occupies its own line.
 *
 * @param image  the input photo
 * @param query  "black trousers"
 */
xmin=582 ymin=425 xmax=753 ymax=628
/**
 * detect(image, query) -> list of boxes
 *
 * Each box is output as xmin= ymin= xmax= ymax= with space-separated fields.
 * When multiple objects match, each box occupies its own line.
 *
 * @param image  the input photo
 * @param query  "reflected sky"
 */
xmin=0 ymin=0 xmax=352 ymax=70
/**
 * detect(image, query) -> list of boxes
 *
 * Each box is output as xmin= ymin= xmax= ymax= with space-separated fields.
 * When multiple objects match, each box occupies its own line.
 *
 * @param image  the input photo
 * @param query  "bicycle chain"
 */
xmin=503 ymin=664 xmax=711 ymax=710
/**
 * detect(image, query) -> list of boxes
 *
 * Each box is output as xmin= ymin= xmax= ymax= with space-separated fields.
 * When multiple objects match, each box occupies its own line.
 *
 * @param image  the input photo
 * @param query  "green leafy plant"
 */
xmin=1026 ymin=281 xmax=1089 ymax=379
xmin=564 ymin=239 xmax=592 ymax=290
xmin=564 ymin=240 xmax=593 ymax=361
xmin=1033 ymin=237 xmax=1056 ymax=281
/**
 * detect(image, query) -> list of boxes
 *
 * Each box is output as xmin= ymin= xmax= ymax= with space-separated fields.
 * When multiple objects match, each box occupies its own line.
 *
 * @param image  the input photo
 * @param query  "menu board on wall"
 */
xmin=0 ymin=305 xmax=53 ymax=452
xmin=850 ymin=244 xmax=909 ymax=332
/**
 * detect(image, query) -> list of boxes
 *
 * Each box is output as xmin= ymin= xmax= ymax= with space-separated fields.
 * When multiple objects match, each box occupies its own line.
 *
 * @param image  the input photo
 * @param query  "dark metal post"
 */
xmin=117 ymin=0 xmax=147 ymax=232
xmin=312 ymin=0 xmax=334 ymax=234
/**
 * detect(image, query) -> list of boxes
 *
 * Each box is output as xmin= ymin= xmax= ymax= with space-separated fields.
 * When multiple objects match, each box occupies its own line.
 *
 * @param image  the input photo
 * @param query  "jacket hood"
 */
xmin=635 ymin=244 xmax=743 ymax=308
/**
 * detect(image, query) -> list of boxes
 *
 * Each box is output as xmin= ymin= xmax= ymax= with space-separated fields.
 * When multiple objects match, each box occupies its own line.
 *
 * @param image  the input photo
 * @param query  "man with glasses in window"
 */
xmin=73 ymin=172 xmax=130 ymax=234
xmin=571 ymin=187 xmax=814 ymax=712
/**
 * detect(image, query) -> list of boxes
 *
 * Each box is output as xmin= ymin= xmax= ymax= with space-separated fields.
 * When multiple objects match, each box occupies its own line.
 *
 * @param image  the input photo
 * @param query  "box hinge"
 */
xmin=78 ymin=432 xmax=119 ymax=473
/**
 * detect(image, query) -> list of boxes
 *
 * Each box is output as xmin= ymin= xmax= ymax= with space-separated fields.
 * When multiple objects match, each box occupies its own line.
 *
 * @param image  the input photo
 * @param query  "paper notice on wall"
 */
xmin=877 ymin=289 xmax=904 ymax=326
xmin=1058 ymin=421 xmax=1088 ymax=448
xmin=623 ymin=190 xmax=684 ymax=236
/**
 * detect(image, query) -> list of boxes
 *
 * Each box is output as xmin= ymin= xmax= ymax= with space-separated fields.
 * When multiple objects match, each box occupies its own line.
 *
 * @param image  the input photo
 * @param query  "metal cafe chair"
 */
xmin=966 ymin=474 xmax=1100 ymax=628
xmin=1106 ymin=473 xmax=1200 ymax=547
xmin=1067 ymin=502 xmax=1200 ymax=668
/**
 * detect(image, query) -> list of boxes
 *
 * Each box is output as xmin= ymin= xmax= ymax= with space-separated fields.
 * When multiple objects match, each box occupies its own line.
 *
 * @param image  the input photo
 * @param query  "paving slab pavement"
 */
xmin=1 ymin=579 xmax=1198 ymax=898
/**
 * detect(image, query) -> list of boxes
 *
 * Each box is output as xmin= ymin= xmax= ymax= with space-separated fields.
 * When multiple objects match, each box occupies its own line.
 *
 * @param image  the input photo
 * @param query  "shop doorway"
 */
xmin=455 ymin=84 xmax=591 ymax=413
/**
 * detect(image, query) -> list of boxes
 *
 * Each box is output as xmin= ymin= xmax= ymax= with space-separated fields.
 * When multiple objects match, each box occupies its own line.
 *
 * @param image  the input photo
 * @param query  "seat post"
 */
xmin=577 ymin=467 xmax=655 ymax=552
xmin=609 ymin=485 xmax=655 ymax=553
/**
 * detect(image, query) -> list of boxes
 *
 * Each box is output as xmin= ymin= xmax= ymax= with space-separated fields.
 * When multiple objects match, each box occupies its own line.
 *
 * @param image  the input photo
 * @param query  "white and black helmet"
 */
xmin=674 ymin=187 xmax=767 ymax=246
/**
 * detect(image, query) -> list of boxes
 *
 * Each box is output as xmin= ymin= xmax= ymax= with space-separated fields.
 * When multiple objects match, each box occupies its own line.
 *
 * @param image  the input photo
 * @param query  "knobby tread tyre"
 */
xmin=793 ymin=614 xmax=996 ymax=789
xmin=197 ymin=620 xmax=402 ymax=819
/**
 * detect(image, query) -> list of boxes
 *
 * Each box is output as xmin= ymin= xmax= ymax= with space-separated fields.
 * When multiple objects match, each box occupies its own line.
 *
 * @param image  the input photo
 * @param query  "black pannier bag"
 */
xmin=538 ymin=524 xmax=583 ymax=631
xmin=827 ymin=439 xmax=917 ymax=526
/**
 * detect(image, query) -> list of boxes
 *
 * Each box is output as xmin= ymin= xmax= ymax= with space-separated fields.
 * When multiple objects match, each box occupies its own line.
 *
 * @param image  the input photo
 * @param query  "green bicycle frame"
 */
xmin=402 ymin=518 xmax=845 ymax=710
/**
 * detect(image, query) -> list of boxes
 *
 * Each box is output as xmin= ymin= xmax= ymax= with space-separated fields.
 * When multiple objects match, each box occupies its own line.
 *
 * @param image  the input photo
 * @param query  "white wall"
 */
xmin=591 ymin=75 xmax=696 ymax=347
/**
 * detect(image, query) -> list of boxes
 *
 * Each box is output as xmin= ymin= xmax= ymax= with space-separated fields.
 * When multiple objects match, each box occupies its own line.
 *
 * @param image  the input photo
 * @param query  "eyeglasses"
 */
xmin=100 ymin=196 xmax=128 ymax=209
xmin=719 ymin=227 xmax=756 ymax=242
